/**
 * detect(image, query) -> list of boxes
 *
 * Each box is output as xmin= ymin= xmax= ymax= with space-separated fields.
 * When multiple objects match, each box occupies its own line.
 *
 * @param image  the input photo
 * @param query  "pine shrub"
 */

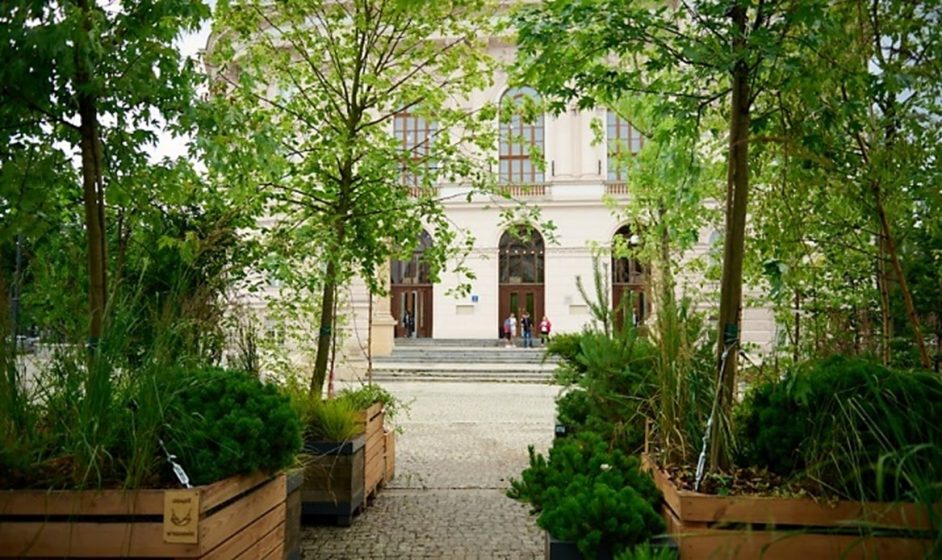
xmin=737 ymin=355 xmax=942 ymax=501
xmin=509 ymin=432 xmax=664 ymax=557
xmin=166 ymin=367 xmax=302 ymax=486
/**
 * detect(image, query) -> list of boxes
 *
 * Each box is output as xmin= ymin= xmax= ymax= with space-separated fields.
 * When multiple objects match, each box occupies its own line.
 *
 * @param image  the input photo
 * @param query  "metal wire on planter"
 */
xmin=694 ymin=339 xmax=737 ymax=492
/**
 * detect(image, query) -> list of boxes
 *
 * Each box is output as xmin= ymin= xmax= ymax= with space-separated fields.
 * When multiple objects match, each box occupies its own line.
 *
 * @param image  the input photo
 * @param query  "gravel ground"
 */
xmin=301 ymin=381 xmax=557 ymax=560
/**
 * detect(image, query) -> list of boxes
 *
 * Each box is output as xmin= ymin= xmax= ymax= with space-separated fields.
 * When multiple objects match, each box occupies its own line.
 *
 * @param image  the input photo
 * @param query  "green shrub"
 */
xmin=306 ymin=397 xmax=361 ymax=442
xmin=555 ymin=388 xmax=590 ymax=430
xmin=573 ymin=330 xmax=657 ymax=452
xmin=166 ymin=367 xmax=302 ymax=486
xmin=336 ymin=383 xmax=408 ymax=426
xmin=508 ymin=432 xmax=664 ymax=557
xmin=546 ymin=332 xmax=587 ymax=385
xmin=736 ymin=355 xmax=942 ymax=501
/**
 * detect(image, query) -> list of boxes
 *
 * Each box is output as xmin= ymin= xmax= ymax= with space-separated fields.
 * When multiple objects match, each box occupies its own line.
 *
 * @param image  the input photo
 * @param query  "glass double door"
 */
xmin=498 ymin=284 xmax=544 ymax=337
xmin=613 ymin=284 xmax=646 ymax=329
xmin=391 ymin=285 xmax=433 ymax=338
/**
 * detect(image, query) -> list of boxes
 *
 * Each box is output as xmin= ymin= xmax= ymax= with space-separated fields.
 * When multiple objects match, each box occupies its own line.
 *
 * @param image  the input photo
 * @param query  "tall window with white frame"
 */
xmin=606 ymin=111 xmax=644 ymax=182
xmin=500 ymin=87 xmax=544 ymax=184
xmin=394 ymin=111 xmax=436 ymax=186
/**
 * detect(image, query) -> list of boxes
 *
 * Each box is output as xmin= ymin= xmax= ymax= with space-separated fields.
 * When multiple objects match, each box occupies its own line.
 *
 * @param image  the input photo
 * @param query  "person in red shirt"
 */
xmin=539 ymin=315 xmax=552 ymax=346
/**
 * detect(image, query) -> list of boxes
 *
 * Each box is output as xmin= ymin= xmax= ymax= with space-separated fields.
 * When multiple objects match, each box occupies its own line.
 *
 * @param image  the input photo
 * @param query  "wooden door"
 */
xmin=498 ymin=284 xmax=545 ymax=337
xmin=391 ymin=285 xmax=433 ymax=338
xmin=613 ymin=284 xmax=646 ymax=330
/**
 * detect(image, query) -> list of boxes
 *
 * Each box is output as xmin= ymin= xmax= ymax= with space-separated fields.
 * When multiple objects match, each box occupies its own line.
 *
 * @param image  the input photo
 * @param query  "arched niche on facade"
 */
xmin=498 ymin=225 xmax=545 ymax=338
xmin=612 ymin=225 xmax=648 ymax=327
xmin=390 ymin=230 xmax=434 ymax=338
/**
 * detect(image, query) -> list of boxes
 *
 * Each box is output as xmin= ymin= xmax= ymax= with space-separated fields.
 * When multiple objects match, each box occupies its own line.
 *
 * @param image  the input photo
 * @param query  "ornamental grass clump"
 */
xmin=508 ymin=432 xmax=664 ymax=557
xmin=305 ymin=397 xmax=361 ymax=443
xmin=736 ymin=355 xmax=942 ymax=502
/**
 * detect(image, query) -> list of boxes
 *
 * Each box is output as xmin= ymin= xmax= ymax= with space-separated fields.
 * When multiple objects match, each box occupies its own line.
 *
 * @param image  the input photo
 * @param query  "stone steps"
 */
xmin=370 ymin=371 xmax=552 ymax=384
xmin=391 ymin=338 xmax=506 ymax=348
xmin=374 ymin=352 xmax=550 ymax=364
xmin=372 ymin=339 xmax=557 ymax=383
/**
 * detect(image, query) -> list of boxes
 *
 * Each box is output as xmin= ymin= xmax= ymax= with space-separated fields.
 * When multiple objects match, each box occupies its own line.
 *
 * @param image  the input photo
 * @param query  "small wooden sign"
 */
xmin=163 ymin=489 xmax=200 ymax=544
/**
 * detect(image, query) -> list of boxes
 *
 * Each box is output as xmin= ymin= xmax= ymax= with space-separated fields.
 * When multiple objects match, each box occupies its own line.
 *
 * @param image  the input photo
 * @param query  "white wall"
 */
xmin=430 ymin=200 xmax=627 ymax=339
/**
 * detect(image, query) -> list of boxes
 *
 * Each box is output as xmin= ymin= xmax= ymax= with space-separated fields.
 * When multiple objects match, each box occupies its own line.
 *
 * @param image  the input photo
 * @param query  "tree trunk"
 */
xmin=12 ymin=235 xmax=23 ymax=336
xmin=327 ymin=281 xmax=341 ymax=399
xmin=871 ymin=181 xmax=930 ymax=368
xmin=793 ymin=289 xmax=800 ymax=363
xmin=311 ymin=260 xmax=336 ymax=398
xmin=876 ymin=234 xmax=891 ymax=365
xmin=709 ymin=3 xmax=751 ymax=472
xmin=311 ymin=190 xmax=350 ymax=396
xmin=367 ymin=292 xmax=373 ymax=385
xmin=75 ymin=0 xmax=107 ymax=346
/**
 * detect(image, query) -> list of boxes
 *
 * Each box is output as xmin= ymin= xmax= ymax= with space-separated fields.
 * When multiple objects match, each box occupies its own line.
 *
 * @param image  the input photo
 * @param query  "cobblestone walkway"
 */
xmin=301 ymin=381 xmax=557 ymax=559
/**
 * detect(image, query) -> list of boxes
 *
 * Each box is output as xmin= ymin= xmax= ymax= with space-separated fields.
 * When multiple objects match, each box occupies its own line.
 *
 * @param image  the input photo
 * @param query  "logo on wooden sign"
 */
xmin=163 ymin=489 xmax=200 ymax=544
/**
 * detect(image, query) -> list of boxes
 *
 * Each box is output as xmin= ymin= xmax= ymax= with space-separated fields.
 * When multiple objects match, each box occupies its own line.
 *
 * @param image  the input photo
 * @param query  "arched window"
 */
xmin=499 ymin=226 xmax=545 ymax=284
xmin=607 ymin=111 xmax=644 ymax=182
xmin=499 ymin=87 xmax=544 ymax=184
xmin=394 ymin=111 xmax=436 ymax=185
xmin=391 ymin=230 xmax=433 ymax=284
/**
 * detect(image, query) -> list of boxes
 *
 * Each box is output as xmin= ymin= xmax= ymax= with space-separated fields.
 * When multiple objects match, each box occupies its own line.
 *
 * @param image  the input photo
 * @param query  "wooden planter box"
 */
xmin=0 ymin=472 xmax=287 ymax=558
xmin=283 ymin=469 xmax=303 ymax=560
xmin=642 ymin=455 xmax=939 ymax=559
xmin=357 ymin=402 xmax=386 ymax=501
xmin=301 ymin=435 xmax=366 ymax=526
xmin=300 ymin=402 xmax=397 ymax=525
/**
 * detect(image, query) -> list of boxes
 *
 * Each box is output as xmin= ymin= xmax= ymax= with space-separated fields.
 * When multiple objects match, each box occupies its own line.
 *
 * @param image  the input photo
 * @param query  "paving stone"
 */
xmin=302 ymin=381 xmax=556 ymax=559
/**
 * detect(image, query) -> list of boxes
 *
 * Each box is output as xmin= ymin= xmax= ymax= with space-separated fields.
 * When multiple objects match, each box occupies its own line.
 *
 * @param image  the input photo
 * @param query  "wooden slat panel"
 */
xmin=365 ymin=443 xmax=384 ymax=465
xmin=260 ymin=541 xmax=285 ymax=560
xmin=199 ymin=472 xmax=271 ymax=514
xmin=677 ymin=530 xmax=933 ymax=560
xmin=644 ymin=454 xmax=937 ymax=531
xmin=283 ymin=479 xmax=302 ymax=560
xmin=680 ymin=493 xmax=936 ymax=531
xmin=231 ymin=522 xmax=284 ymax=560
xmin=366 ymin=410 xmax=384 ymax=434
xmin=643 ymin=454 xmax=683 ymax=520
xmin=0 ymin=521 xmax=197 ymax=558
xmin=365 ymin=432 xmax=385 ymax=458
xmin=0 ymin=473 xmax=286 ymax=559
xmin=364 ymin=458 xmax=384 ymax=495
xmin=364 ymin=452 xmax=384 ymax=471
xmin=0 ymin=489 xmax=164 ymax=516
xmin=259 ymin=524 xmax=285 ymax=559
xmin=354 ymin=403 xmax=383 ymax=433
xmin=200 ymin=504 xmax=284 ymax=560
xmin=198 ymin=475 xmax=285 ymax=554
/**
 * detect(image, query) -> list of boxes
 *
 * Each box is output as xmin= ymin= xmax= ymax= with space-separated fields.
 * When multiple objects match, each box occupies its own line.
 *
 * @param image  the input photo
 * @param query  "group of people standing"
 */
xmin=502 ymin=311 xmax=551 ymax=348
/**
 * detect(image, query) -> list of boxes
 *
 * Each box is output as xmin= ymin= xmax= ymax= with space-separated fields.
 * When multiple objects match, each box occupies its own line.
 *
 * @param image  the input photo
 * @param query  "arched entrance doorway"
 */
xmin=612 ymin=225 xmax=647 ymax=328
xmin=391 ymin=231 xmax=433 ymax=338
xmin=498 ymin=226 xmax=545 ymax=338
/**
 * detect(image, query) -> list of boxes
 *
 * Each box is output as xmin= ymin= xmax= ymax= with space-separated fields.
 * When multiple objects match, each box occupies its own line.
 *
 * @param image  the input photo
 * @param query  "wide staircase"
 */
xmin=370 ymin=338 xmax=557 ymax=383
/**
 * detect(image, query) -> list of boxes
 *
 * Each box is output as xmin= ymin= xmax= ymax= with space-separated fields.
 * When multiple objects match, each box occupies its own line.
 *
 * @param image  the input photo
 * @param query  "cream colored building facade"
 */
xmin=326 ymin=40 xmax=778 ymax=366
